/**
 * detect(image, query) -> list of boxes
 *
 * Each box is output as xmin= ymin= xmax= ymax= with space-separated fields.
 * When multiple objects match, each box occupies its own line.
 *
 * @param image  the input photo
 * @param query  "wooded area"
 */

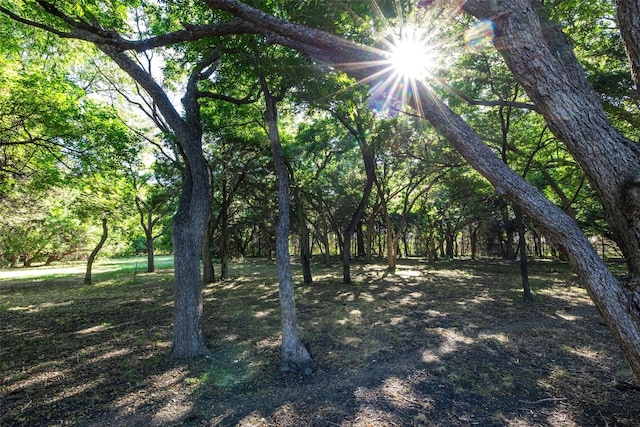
xmin=2 ymin=0 xmax=640 ymax=422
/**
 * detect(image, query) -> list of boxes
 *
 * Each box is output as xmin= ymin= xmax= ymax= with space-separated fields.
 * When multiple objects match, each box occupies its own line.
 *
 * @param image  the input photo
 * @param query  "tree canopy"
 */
xmin=3 ymin=0 xmax=640 ymax=381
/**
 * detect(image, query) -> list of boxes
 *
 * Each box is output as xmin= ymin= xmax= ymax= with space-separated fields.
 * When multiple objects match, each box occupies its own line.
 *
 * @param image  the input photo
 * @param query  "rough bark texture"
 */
xmin=616 ymin=0 xmax=640 ymax=96
xmin=206 ymin=0 xmax=640 ymax=383
xmin=84 ymin=215 xmax=108 ymax=286
xmin=463 ymin=0 xmax=640 ymax=275
xmin=169 ymin=57 xmax=214 ymax=358
xmin=98 ymin=45 xmax=213 ymax=359
xmin=259 ymin=73 xmax=314 ymax=375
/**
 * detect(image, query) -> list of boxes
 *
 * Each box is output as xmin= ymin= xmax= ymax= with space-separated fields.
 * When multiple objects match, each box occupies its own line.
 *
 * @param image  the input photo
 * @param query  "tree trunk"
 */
xmin=220 ymin=153 xmax=230 ymax=280
xmin=84 ymin=215 xmax=108 ymax=285
xmin=446 ymin=235 xmax=453 ymax=259
xmin=464 ymin=0 xmax=640 ymax=275
xmin=298 ymin=207 xmax=313 ymax=283
xmin=356 ymin=220 xmax=366 ymax=258
xmin=342 ymin=143 xmax=375 ymax=284
xmin=287 ymin=161 xmax=313 ymax=283
xmin=379 ymin=193 xmax=396 ymax=271
xmin=317 ymin=189 xmax=331 ymax=267
xmin=23 ymin=254 xmax=33 ymax=268
xmin=146 ymin=210 xmax=155 ymax=273
xmin=45 ymin=253 xmax=59 ymax=266
xmin=515 ymin=208 xmax=533 ymax=303
xmin=202 ymin=213 xmax=215 ymax=284
xmin=402 ymin=230 xmax=409 ymax=258
xmin=171 ymin=145 xmax=211 ymax=358
xmin=470 ymin=223 xmax=479 ymax=260
xmin=100 ymin=47 xmax=216 ymax=359
xmin=259 ymin=71 xmax=314 ymax=375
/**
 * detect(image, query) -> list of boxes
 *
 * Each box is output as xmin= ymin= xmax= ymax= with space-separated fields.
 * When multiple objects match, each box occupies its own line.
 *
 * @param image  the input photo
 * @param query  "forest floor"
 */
xmin=1 ymin=257 xmax=640 ymax=426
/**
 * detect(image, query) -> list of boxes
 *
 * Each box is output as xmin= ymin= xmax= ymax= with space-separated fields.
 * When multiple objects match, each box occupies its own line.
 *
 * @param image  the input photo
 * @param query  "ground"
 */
xmin=1 ymin=257 xmax=639 ymax=426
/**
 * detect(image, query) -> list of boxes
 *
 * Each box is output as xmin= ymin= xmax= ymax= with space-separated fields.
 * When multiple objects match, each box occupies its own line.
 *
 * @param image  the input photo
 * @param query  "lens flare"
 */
xmin=464 ymin=19 xmax=495 ymax=51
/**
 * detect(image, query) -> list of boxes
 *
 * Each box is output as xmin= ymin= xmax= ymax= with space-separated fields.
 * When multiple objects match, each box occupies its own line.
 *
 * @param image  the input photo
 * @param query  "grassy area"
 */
xmin=1 ymin=257 xmax=639 ymax=426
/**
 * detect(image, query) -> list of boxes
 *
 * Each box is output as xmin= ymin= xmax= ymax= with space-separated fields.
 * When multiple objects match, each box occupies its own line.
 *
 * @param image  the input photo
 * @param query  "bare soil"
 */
xmin=1 ymin=258 xmax=639 ymax=426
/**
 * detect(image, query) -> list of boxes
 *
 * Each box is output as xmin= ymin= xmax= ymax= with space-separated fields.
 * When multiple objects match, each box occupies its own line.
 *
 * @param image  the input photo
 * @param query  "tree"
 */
xmin=252 ymin=44 xmax=315 ymax=374
xmin=128 ymin=161 xmax=176 ymax=273
xmin=8 ymin=0 xmax=640 ymax=381
xmin=0 ymin=1 xmax=241 ymax=358
xmin=203 ymin=0 xmax=640 ymax=381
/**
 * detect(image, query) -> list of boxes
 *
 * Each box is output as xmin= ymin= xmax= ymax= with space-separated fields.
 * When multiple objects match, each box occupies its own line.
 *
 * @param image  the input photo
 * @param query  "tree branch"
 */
xmin=440 ymin=79 xmax=539 ymax=111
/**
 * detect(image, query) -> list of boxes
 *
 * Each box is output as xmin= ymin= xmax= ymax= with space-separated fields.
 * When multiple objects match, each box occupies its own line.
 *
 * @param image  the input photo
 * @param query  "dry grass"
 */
xmin=1 ymin=257 xmax=639 ymax=426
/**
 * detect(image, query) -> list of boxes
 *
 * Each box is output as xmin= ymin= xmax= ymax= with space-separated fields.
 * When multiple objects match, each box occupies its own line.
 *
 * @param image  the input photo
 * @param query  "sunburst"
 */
xmin=366 ymin=5 xmax=452 ymax=118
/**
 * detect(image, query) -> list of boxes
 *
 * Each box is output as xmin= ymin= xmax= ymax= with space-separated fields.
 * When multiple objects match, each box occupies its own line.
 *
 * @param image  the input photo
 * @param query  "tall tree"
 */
xmin=252 ymin=44 xmax=315 ymax=375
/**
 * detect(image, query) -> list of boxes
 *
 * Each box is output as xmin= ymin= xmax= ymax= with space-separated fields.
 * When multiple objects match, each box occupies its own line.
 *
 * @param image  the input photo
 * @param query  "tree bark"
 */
xmin=258 ymin=68 xmax=314 ymax=375
xmin=202 ymin=212 xmax=216 ymax=284
xmin=97 ymin=45 xmax=214 ymax=358
xmin=220 ymin=148 xmax=230 ymax=280
xmin=463 ymin=0 xmax=640 ymax=276
xmin=616 ymin=0 xmax=640 ymax=96
xmin=84 ymin=215 xmax=108 ymax=285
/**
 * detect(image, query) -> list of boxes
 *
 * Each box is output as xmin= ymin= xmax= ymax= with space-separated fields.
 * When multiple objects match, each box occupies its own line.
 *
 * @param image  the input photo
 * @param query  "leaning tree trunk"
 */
xmin=463 ymin=0 xmax=640 ymax=276
xmin=206 ymin=0 xmax=640 ymax=382
xmin=259 ymin=72 xmax=314 ymax=375
xmin=84 ymin=214 xmax=108 ymax=285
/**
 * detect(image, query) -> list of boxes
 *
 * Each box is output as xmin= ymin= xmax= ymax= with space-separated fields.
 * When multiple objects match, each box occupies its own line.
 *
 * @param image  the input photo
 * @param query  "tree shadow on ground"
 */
xmin=183 ymin=259 xmax=640 ymax=426
xmin=1 ymin=258 xmax=639 ymax=426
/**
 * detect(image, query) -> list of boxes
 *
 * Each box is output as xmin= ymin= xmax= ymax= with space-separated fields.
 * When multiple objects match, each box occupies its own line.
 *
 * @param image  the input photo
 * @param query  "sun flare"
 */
xmin=388 ymin=27 xmax=437 ymax=81
xmin=334 ymin=2 xmax=465 ymax=118
xmin=367 ymin=24 xmax=442 ymax=117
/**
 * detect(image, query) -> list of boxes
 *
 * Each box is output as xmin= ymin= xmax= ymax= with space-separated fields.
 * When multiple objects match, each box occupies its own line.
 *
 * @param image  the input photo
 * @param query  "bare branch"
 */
xmin=198 ymin=90 xmax=259 ymax=105
xmin=439 ymin=80 xmax=539 ymax=112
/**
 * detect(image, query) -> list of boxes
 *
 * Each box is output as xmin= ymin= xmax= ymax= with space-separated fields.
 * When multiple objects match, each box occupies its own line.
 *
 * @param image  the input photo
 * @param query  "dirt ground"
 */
xmin=1 ymin=258 xmax=640 ymax=426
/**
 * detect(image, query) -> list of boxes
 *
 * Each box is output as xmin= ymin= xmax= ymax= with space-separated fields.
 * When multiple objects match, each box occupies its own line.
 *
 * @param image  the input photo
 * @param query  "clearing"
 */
xmin=1 ymin=257 xmax=639 ymax=426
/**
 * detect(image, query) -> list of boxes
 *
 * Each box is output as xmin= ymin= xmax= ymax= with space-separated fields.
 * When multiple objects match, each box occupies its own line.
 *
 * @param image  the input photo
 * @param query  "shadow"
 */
xmin=1 ymin=258 xmax=639 ymax=426
xmin=182 ymin=259 xmax=640 ymax=426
